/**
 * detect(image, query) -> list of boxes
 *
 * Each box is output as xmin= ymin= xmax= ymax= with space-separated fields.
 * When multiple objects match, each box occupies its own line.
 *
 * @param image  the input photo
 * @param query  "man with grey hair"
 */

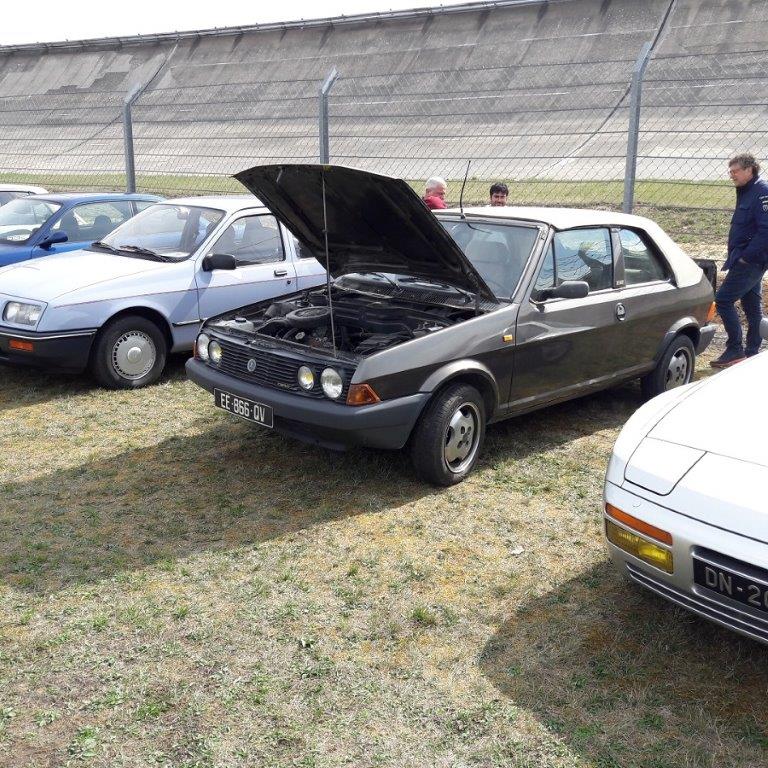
xmin=422 ymin=176 xmax=447 ymax=210
xmin=711 ymin=152 xmax=768 ymax=367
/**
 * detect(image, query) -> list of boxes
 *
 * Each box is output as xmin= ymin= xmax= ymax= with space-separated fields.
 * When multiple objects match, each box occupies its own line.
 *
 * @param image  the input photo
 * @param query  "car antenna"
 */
xmin=459 ymin=160 xmax=471 ymax=218
xmin=321 ymin=167 xmax=338 ymax=357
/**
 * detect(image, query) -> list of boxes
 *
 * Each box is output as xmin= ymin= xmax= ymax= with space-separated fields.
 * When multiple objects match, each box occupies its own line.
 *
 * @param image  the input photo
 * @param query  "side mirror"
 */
xmin=761 ymin=317 xmax=768 ymax=342
xmin=535 ymin=280 xmax=590 ymax=302
xmin=202 ymin=252 xmax=237 ymax=271
xmin=39 ymin=231 xmax=68 ymax=249
xmin=553 ymin=280 xmax=590 ymax=299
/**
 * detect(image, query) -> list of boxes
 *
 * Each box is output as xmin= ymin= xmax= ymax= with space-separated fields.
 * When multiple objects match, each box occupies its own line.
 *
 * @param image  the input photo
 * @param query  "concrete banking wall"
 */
xmin=0 ymin=0 xmax=765 ymax=196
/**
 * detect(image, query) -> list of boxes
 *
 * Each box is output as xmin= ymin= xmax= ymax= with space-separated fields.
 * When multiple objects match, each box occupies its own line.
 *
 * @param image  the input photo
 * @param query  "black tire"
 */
xmin=410 ymin=383 xmax=486 ymax=486
xmin=641 ymin=334 xmax=695 ymax=399
xmin=91 ymin=315 xmax=167 ymax=389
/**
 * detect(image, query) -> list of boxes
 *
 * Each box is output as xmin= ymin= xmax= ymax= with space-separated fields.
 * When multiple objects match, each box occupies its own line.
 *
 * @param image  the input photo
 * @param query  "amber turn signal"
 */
xmin=706 ymin=301 xmax=716 ymax=323
xmin=9 ymin=339 xmax=34 ymax=352
xmin=346 ymin=383 xmax=381 ymax=406
xmin=605 ymin=503 xmax=672 ymax=545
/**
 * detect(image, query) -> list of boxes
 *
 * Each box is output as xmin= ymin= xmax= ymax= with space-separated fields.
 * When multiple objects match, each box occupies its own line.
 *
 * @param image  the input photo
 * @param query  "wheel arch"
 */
xmin=654 ymin=318 xmax=700 ymax=363
xmin=419 ymin=361 xmax=499 ymax=421
xmin=91 ymin=306 xmax=173 ymax=360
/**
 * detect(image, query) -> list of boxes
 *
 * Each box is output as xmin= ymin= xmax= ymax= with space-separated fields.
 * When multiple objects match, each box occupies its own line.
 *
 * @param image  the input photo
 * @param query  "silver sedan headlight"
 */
xmin=3 ymin=301 xmax=42 ymax=326
xmin=321 ymin=367 xmax=343 ymax=400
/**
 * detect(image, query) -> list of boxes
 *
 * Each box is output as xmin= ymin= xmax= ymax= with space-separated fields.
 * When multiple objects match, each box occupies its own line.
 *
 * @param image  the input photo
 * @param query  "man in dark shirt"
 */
xmin=489 ymin=182 xmax=509 ymax=206
xmin=711 ymin=153 xmax=768 ymax=368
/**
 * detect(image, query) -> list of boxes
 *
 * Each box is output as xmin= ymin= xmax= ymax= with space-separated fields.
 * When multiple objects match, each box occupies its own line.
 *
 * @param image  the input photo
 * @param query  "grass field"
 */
xmin=2 ymin=336 xmax=768 ymax=767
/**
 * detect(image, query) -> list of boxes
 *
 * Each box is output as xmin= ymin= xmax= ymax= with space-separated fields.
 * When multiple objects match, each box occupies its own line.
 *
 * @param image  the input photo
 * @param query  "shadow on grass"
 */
xmin=0 ymin=353 xmax=190 ymax=412
xmin=480 ymin=561 xmax=768 ymax=767
xmin=0 ymin=378 xmax=641 ymax=595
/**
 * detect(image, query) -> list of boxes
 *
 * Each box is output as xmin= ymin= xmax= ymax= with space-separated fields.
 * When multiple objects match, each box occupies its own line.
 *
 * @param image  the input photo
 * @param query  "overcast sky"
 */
xmin=1 ymin=0 xmax=473 ymax=45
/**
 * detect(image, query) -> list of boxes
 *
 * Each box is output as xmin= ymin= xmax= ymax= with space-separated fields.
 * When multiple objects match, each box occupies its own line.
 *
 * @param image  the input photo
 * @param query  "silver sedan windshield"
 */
xmin=100 ymin=203 xmax=225 ymax=259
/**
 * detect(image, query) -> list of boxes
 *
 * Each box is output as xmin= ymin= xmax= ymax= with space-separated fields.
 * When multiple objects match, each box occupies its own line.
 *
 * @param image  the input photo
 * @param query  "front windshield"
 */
xmin=440 ymin=220 xmax=541 ymax=298
xmin=98 ymin=203 xmax=225 ymax=259
xmin=0 ymin=198 xmax=61 ymax=244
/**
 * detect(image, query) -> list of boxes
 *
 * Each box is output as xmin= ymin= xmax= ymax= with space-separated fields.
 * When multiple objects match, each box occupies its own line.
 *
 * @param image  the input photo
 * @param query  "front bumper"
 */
xmin=0 ymin=326 xmax=96 ymax=372
xmin=604 ymin=480 xmax=768 ymax=645
xmin=696 ymin=323 xmax=717 ymax=354
xmin=186 ymin=357 xmax=429 ymax=451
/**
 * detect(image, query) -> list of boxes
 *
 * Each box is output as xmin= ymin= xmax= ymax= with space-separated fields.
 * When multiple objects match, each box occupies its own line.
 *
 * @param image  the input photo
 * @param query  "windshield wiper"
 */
xmin=90 ymin=240 xmax=121 ymax=253
xmin=398 ymin=276 xmax=474 ymax=303
xmin=115 ymin=245 xmax=173 ymax=262
xmin=363 ymin=272 xmax=402 ymax=291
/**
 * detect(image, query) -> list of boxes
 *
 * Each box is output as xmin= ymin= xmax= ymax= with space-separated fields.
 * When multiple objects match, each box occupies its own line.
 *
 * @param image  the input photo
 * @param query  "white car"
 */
xmin=0 ymin=183 xmax=49 ymax=206
xmin=604 ymin=319 xmax=768 ymax=644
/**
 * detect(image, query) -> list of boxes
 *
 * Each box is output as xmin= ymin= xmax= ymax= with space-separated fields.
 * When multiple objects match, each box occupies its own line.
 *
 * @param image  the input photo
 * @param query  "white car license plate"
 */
xmin=693 ymin=557 xmax=768 ymax=614
xmin=214 ymin=388 xmax=273 ymax=427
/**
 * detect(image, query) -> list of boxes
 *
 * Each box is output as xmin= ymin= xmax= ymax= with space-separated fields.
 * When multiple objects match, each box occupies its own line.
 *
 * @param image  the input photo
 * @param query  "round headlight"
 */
xmin=209 ymin=340 xmax=222 ymax=365
xmin=197 ymin=333 xmax=210 ymax=361
xmin=321 ymin=367 xmax=343 ymax=400
xmin=297 ymin=365 xmax=315 ymax=390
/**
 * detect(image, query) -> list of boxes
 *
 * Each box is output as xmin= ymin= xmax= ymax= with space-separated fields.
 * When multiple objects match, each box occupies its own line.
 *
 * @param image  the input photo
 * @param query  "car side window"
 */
xmin=209 ymin=214 xmax=285 ymax=266
xmin=53 ymin=201 xmax=134 ymax=241
xmin=619 ymin=228 xmax=669 ymax=285
xmin=135 ymin=200 xmax=157 ymax=213
xmin=533 ymin=243 xmax=556 ymax=295
xmin=552 ymin=228 xmax=613 ymax=292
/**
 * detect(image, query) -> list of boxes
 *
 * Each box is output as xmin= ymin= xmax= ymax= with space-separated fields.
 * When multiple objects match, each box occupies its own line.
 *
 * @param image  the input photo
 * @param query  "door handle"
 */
xmin=274 ymin=269 xmax=288 ymax=277
xmin=615 ymin=302 xmax=626 ymax=321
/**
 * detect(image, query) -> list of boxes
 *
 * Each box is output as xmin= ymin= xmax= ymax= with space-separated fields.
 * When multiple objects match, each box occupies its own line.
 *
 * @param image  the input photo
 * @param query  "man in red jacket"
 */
xmin=422 ymin=176 xmax=447 ymax=210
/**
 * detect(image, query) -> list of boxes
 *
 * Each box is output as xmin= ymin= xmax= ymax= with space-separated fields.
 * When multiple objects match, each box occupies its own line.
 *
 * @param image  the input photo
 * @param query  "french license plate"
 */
xmin=693 ymin=557 xmax=768 ymax=614
xmin=214 ymin=388 xmax=273 ymax=427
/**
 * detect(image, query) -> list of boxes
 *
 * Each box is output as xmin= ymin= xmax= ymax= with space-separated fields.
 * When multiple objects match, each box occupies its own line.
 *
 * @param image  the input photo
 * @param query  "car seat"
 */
xmin=58 ymin=211 xmax=81 ymax=242
xmin=213 ymin=226 xmax=237 ymax=255
xmin=92 ymin=214 xmax=114 ymax=239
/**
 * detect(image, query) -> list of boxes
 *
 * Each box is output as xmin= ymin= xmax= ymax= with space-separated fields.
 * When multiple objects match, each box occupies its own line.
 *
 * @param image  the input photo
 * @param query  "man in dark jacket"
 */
xmin=711 ymin=153 xmax=768 ymax=367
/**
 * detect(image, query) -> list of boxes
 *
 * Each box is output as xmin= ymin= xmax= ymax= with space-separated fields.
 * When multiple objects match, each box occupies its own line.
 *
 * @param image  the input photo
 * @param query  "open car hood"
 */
xmin=235 ymin=164 xmax=496 ymax=302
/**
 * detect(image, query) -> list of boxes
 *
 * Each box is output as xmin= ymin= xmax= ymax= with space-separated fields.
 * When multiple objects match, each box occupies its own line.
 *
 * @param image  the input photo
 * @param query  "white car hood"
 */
xmin=668 ymin=453 xmax=768 ymax=541
xmin=0 ymin=249 xmax=168 ymax=303
xmin=619 ymin=355 xmax=768 ymax=532
xmin=647 ymin=353 xmax=768 ymax=466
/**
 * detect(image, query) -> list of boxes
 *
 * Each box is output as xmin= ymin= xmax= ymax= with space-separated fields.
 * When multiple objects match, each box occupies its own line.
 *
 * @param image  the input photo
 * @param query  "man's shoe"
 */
xmin=710 ymin=350 xmax=747 ymax=368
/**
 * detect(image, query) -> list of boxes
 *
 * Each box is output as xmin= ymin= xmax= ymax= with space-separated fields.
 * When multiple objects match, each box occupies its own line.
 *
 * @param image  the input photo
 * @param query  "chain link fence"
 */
xmin=1 ymin=31 xmax=763 ymax=253
xmin=0 ymin=87 xmax=128 ymax=191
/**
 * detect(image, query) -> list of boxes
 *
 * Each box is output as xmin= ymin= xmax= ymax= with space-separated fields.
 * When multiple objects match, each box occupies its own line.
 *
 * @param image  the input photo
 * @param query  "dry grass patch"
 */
xmin=0 ymin=341 xmax=766 ymax=767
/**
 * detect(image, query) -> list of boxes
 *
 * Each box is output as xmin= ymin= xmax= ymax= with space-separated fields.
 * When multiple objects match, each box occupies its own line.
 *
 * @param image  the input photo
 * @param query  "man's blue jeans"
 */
xmin=715 ymin=260 xmax=766 ymax=356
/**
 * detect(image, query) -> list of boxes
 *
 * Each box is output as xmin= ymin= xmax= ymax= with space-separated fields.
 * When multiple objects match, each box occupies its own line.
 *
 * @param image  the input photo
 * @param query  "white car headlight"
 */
xmin=321 ymin=367 xmax=343 ymax=400
xmin=3 ymin=301 xmax=42 ymax=326
xmin=197 ymin=333 xmax=210 ymax=361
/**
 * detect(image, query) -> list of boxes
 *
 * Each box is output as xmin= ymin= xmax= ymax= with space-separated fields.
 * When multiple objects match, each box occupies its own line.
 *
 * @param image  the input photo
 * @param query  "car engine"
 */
xmin=212 ymin=287 xmax=475 ymax=358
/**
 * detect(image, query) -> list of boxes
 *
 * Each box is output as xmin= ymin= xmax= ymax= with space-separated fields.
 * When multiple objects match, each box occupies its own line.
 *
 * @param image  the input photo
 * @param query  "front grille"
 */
xmin=214 ymin=337 xmax=354 ymax=400
xmin=626 ymin=562 xmax=768 ymax=644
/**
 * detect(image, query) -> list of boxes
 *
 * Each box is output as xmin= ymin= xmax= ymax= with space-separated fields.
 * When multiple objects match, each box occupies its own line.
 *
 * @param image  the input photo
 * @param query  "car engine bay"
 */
xmin=209 ymin=285 xmax=478 ymax=358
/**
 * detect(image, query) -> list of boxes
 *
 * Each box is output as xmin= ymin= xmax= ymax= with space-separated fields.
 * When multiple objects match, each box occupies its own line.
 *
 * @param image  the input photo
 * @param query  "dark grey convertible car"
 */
xmin=186 ymin=165 xmax=716 ymax=485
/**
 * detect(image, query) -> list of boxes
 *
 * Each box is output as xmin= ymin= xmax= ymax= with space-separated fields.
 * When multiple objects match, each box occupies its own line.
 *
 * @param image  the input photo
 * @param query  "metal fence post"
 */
xmin=623 ymin=42 xmax=653 ymax=214
xmin=319 ymin=68 xmax=339 ymax=163
xmin=123 ymin=83 xmax=142 ymax=193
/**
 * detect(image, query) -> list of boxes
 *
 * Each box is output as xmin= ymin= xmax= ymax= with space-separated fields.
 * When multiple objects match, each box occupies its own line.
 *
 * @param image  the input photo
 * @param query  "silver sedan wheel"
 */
xmin=111 ymin=331 xmax=157 ymax=381
xmin=665 ymin=347 xmax=692 ymax=390
xmin=443 ymin=401 xmax=481 ymax=474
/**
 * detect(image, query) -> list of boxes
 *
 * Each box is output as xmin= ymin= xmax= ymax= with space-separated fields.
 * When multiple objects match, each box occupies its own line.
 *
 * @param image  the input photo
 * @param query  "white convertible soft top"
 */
xmin=442 ymin=206 xmax=705 ymax=289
